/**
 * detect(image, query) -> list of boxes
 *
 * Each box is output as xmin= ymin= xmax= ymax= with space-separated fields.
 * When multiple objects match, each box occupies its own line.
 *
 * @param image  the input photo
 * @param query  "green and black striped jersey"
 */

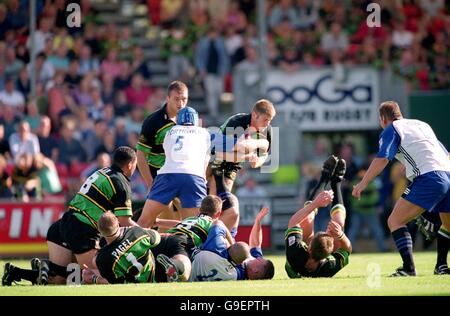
xmin=167 ymin=214 xmax=214 ymax=248
xmin=96 ymin=227 xmax=161 ymax=284
xmin=285 ymin=227 xmax=350 ymax=278
xmin=69 ymin=165 xmax=133 ymax=229
xmin=136 ymin=104 xmax=175 ymax=170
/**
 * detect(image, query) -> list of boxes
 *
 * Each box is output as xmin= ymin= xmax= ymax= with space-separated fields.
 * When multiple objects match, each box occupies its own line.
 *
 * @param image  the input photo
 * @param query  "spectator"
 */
xmin=78 ymin=44 xmax=100 ymax=76
xmin=295 ymin=0 xmax=319 ymax=30
xmin=0 ymin=123 xmax=11 ymax=160
xmin=26 ymin=17 xmax=53 ymax=56
xmin=420 ymin=0 xmax=444 ymax=17
xmin=27 ymin=53 xmax=55 ymax=84
xmin=0 ymin=4 xmax=11 ymax=41
xmin=114 ymin=118 xmax=128 ymax=147
xmin=124 ymin=74 xmax=152 ymax=108
xmin=195 ymin=26 xmax=230 ymax=121
xmin=80 ymin=151 xmax=112 ymax=180
xmin=236 ymin=177 xmax=267 ymax=198
xmin=0 ymin=104 xmax=20 ymax=140
xmin=5 ymin=47 xmax=24 ymax=78
xmin=64 ymin=59 xmax=82 ymax=88
xmin=57 ymin=120 xmax=87 ymax=166
xmin=11 ymin=153 xmax=41 ymax=202
xmin=100 ymin=50 xmax=121 ymax=80
xmin=16 ymin=67 xmax=30 ymax=97
xmin=162 ymin=28 xmax=193 ymax=82
xmin=94 ymin=129 xmax=116 ymax=158
xmin=0 ymin=154 xmax=12 ymax=198
xmin=320 ymin=23 xmax=349 ymax=58
xmin=24 ymin=100 xmax=41 ymax=132
xmin=269 ymin=0 xmax=298 ymax=30
xmin=8 ymin=121 xmax=40 ymax=163
xmin=0 ymin=77 xmax=25 ymax=112
xmin=347 ymin=166 xmax=388 ymax=252
xmin=83 ymin=119 xmax=107 ymax=162
xmin=391 ymin=21 xmax=414 ymax=50
xmin=6 ymin=0 xmax=28 ymax=35
xmin=131 ymin=46 xmax=152 ymax=81
xmin=37 ymin=116 xmax=58 ymax=161
xmin=113 ymin=60 xmax=132 ymax=91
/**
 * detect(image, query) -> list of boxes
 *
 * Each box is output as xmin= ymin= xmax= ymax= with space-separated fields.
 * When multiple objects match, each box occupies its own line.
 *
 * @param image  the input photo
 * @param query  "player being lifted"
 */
xmin=285 ymin=156 xmax=352 ymax=278
xmin=209 ymin=99 xmax=276 ymax=238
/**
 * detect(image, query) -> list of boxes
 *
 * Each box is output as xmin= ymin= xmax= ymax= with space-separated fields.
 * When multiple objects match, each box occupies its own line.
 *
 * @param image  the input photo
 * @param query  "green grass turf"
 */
xmin=0 ymin=252 xmax=449 ymax=296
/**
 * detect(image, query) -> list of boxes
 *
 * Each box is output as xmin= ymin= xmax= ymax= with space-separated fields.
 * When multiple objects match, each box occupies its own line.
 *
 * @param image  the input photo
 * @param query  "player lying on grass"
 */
xmin=82 ymin=211 xmax=189 ymax=284
xmin=190 ymin=207 xmax=274 ymax=281
xmin=285 ymin=156 xmax=352 ymax=278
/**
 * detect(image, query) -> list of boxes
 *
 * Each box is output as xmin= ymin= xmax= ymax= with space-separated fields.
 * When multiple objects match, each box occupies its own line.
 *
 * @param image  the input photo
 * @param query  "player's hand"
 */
xmin=352 ymin=182 xmax=367 ymax=199
xmin=327 ymin=220 xmax=343 ymax=238
xmin=255 ymin=207 xmax=269 ymax=223
xmin=82 ymin=264 xmax=95 ymax=284
xmin=313 ymin=190 xmax=334 ymax=208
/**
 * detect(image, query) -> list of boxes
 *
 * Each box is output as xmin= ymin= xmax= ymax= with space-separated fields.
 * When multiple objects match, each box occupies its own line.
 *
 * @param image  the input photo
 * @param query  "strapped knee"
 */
xmin=330 ymin=204 xmax=346 ymax=217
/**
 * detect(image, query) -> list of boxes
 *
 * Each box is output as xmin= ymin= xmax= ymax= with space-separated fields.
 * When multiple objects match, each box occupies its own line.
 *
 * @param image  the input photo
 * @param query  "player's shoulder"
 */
xmin=142 ymin=105 xmax=172 ymax=127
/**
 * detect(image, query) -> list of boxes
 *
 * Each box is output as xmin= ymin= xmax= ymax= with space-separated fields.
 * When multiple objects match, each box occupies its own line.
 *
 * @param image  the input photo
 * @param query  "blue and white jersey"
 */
xmin=190 ymin=225 xmax=264 ymax=282
xmin=158 ymin=125 xmax=211 ymax=178
xmin=376 ymin=119 xmax=450 ymax=181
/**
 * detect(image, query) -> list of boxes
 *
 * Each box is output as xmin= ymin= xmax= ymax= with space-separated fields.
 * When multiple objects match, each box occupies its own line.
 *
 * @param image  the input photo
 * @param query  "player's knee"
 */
xmin=387 ymin=214 xmax=399 ymax=231
xmin=220 ymin=192 xmax=238 ymax=212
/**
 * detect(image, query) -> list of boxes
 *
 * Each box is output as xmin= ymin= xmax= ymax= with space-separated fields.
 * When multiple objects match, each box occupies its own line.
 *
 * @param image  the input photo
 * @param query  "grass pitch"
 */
xmin=0 ymin=252 xmax=449 ymax=296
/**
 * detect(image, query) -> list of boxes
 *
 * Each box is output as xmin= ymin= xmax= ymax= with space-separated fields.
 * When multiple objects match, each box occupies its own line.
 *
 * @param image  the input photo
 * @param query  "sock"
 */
xmin=48 ymin=261 xmax=70 ymax=278
xmin=331 ymin=181 xmax=343 ymax=206
xmin=12 ymin=267 xmax=39 ymax=283
xmin=307 ymin=176 xmax=329 ymax=201
xmin=436 ymin=228 xmax=450 ymax=267
xmin=392 ymin=227 xmax=415 ymax=272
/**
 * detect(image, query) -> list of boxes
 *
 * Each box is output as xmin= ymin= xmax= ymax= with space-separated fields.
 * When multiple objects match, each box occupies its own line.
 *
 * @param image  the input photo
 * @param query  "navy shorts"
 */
xmin=148 ymin=173 xmax=207 ymax=208
xmin=402 ymin=171 xmax=450 ymax=213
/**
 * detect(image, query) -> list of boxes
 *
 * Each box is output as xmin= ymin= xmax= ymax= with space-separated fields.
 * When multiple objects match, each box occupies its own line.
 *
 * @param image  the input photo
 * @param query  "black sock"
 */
xmin=392 ymin=227 xmax=415 ymax=272
xmin=13 ymin=267 xmax=39 ymax=283
xmin=331 ymin=181 xmax=343 ymax=206
xmin=307 ymin=175 xmax=329 ymax=201
xmin=48 ymin=261 xmax=70 ymax=278
xmin=436 ymin=228 xmax=450 ymax=267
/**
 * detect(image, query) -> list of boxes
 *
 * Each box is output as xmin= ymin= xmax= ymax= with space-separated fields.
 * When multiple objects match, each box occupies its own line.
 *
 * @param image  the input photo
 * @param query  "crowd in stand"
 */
xmin=0 ymin=0 xmax=448 ymax=202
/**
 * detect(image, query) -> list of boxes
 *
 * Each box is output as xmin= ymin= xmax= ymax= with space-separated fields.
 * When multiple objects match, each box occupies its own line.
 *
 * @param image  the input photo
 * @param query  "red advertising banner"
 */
xmin=0 ymin=199 xmax=65 ymax=257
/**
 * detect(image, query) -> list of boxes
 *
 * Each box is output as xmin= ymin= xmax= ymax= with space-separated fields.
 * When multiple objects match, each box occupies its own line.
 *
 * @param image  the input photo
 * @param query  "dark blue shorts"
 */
xmin=402 ymin=171 xmax=450 ymax=213
xmin=148 ymin=173 xmax=207 ymax=208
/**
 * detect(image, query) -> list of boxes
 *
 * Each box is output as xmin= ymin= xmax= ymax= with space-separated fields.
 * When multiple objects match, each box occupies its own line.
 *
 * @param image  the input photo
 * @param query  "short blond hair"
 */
xmin=98 ymin=211 xmax=119 ymax=237
xmin=252 ymin=99 xmax=276 ymax=117
xmin=379 ymin=101 xmax=403 ymax=121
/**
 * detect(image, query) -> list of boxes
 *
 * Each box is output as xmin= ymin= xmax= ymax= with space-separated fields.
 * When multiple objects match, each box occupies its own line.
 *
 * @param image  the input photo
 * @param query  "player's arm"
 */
xmin=82 ymin=264 xmax=110 ymax=285
xmin=353 ymin=124 xmax=400 ymax=199
xmin=327 ymin=221 xmax=352 ymax=253
xmin=112 ymin=182 xmax=139 ymax=227
xmin=288 ymin=190 xmax=334 ymax=228
xmin=136 ymin=123 xmax=156 ymax=189
xmin=136 ymin=150 xmax=153 ymax=189
xmin=154 ymin=218 xmax=181 ymax=232
xmin=249 ymin=207 xmax=269 ymax=248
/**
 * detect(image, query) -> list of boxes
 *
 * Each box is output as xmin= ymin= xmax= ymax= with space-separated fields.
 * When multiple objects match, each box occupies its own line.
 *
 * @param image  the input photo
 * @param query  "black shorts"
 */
xmin=285 ymin=228 xmax=309 ymax=275
xmin=152 ymin=234 xmax=189 ymax=282
xmin=210 ymin=161 xmax=241 ymax=185
xmin=46 ymin=211 xmax=100 ymax=255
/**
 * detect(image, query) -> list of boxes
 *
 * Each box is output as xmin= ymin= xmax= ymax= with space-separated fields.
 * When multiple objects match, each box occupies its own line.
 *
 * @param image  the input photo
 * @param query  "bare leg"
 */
xmin=47 ymin=241 xmax=73 ymax=284
xmin=137 ymin=199 xmax=169 ymax=228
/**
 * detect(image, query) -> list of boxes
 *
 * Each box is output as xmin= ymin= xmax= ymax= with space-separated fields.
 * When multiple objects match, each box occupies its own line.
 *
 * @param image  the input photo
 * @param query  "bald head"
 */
xmin=98 ymin=211 xmax=119 ymax=238
xmin=228 ymin=241 xmax=250 ymax=265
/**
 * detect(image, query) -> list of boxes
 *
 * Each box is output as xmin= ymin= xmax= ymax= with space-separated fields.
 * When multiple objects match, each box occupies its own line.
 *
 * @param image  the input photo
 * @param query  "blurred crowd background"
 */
xmin=0 ymin=0 xmax=449 ymax=251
